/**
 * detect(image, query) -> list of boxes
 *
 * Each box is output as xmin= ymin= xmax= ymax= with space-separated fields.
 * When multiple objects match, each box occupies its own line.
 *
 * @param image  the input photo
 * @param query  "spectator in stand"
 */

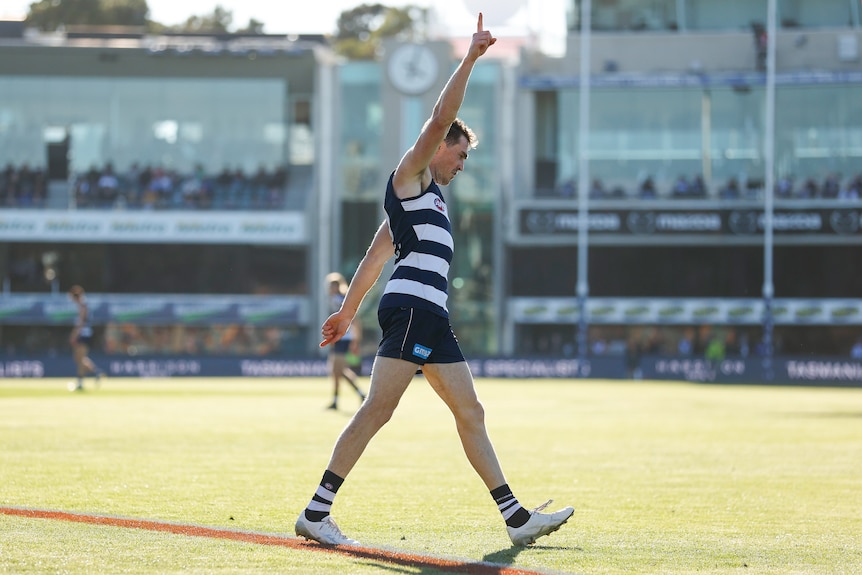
xmin=214 ymin=166 xmax=234 ymax=208
xmin=720 ymin=176 xmax=741 ymax=199
xmin=41 ymin=161 xmax=296 ymax=212
xmin=251 ymin=165 xmax=270 ymax=209
xmin=74 ymin=165 xmax=101 ymax=208
xmin=821 ymin=173 xmax=841 ymax=199
xmin=269 ymin=165 xmax=288 ymax=208
xmin=639 ymin=176 xmax=657 ymax=199
xmin=228 ymin=168 xmax=247 ymax=209
xmin=775 ymin=175 xmax=794 ymax=198
xmin=752 ymin=22 xmax=767 ymax=71
xmin=677 ymin=329 xmax=694 ymax=356
xmin=180 ymin=164 xmax=208 ymax=209
xmin=97 ymin=163 xmax=120 ymax=208
xmin=589 ymin=178 xmax=606 ymax=199
xmin=800 ymin=177 xmax=819 ymax=199
xmin=705 ymin=334 xmax=726 ymax=364
xmin=9 ymin=163 xmax=46 ymax=207
xmin=0 ymin=163 xmax=12 ymax=205
xmin=148 ymin=167 xmax=175 ymax=208
xmin=690 ymin=174 xmax=706 ymax=198
xmin=671 ymin=174 xmax=691 ymax=198
xmin=839 ymin=174 xmax=861 ymax=200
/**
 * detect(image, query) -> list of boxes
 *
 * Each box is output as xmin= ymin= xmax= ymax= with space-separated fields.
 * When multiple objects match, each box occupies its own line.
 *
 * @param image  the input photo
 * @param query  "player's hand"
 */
xmin=320 ymin=312 xmax=352 ymax=348
xmin=469 ymin=12 xmax=496 ymax=60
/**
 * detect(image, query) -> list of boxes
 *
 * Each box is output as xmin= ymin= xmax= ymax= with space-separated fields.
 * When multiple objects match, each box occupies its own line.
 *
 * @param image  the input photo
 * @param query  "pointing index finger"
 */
xmin=477 ymin=12 xmax=483 ymax=32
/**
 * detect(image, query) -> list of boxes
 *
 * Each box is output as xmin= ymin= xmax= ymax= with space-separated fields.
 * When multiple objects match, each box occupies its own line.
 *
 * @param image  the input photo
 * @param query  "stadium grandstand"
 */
xmin=1 ymin=0 xmax=861 ymax=385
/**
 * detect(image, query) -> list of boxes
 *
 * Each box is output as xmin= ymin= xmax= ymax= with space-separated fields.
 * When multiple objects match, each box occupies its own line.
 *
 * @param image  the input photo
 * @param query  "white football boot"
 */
xmin=507 ymin=500 xmax=574 ymax=546
xmin=295 ymin=513 xmax=361 ymax=546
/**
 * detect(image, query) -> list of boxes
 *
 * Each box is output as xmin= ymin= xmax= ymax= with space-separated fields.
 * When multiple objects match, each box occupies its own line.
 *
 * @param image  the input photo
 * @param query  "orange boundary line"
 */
xmin=1 ymin=506 xmax=550 ymax=575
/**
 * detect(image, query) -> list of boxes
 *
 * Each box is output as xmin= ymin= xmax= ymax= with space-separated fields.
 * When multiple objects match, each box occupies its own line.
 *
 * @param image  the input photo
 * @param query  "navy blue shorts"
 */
xmin=376 ymin=307 xmax=465 ymax=365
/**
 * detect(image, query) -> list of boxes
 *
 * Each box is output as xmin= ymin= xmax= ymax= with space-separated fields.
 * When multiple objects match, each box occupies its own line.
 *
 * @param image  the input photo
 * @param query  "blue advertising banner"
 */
xmin=4 ymin=355 xmax=859 ymax=386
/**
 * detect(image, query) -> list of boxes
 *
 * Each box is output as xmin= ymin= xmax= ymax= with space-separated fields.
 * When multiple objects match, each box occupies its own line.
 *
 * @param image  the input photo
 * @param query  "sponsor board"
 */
xmin=509 ymin=298 xmax=862 ymax=325
xmin=2 ymin=356 xmax=861 ymax=385
xmin=0 ymin=294 xmax=307 ymax=326
xmin=0 ymin=210 xmax=305 ymax=244
xmin=519 ymin=207 xmax=862 ymax=237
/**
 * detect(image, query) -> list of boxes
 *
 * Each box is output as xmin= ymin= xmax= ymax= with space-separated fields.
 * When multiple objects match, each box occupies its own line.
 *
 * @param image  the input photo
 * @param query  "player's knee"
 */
xmin=359 ymin=394 xmax=399 ymax=427
xmin=453 ymin=399 xmax=486 ymax=427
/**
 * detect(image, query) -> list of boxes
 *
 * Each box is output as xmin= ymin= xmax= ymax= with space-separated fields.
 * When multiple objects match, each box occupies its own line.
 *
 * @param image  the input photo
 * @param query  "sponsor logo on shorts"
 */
xmin=412 ymin=344 xmax=432 ymax=359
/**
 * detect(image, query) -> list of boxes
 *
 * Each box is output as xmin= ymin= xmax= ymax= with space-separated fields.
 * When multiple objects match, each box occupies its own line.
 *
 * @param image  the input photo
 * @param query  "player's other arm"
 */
xmin=320 ymin=221 xmax=394 ymax=347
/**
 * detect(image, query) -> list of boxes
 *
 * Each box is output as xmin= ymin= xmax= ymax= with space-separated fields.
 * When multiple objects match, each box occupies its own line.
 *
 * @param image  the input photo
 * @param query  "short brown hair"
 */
xmin=445 ymin=118 xmax=477 ymax=149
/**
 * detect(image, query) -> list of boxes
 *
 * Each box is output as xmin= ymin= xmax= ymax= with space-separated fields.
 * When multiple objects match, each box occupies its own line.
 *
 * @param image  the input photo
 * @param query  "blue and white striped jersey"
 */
xmin=379 ymin=172 xmax=453 ymax=318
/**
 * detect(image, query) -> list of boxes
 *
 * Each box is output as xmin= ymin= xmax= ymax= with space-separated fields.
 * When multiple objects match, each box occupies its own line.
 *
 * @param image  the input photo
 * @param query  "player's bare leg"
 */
xmin=326 ymin=356 xmax=417 ymax=477
xmin=422 ymin=361 xmax=506 ymax=488
xmin=423 ymin=361 xmax=574 ymax=546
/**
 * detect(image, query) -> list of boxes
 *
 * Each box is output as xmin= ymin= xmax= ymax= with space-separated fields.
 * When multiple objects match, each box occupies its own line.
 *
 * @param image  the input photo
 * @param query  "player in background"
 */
xmin=295 ymin=13 xmax=573 ymax=547
xmin=68 ymin=285 xmax=103 ymax=391
xmin=325 ymin=272 xmax=366 ymax=410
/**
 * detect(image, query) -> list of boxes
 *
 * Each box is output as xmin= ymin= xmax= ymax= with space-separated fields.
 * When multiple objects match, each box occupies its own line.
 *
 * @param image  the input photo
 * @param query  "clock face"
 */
xmin=387 ymin=43 xmax=439 ymax=95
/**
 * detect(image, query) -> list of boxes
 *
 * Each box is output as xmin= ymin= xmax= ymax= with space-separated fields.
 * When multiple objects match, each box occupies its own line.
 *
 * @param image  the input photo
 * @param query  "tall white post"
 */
xmin=762 ymin=0 xmax=777 ymax=380
xmin=576 ymin=0 xmax=592 ymax=367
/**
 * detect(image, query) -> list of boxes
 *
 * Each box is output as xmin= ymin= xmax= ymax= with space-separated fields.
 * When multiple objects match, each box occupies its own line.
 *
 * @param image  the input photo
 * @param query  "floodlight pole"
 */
xmin=762 ymin=0 xmax=777 ymax=381
xmin=576 ymin=0 xmax=592 ymax=371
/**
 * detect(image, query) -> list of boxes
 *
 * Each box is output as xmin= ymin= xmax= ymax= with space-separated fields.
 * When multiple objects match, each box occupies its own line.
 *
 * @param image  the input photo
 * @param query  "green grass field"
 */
xmin=1 ymin=377 xmax=860 ymax=575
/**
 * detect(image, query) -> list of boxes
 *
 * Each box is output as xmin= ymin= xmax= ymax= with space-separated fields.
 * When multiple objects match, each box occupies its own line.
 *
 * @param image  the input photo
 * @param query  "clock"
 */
xmin=386 ymin=43 xmax=439 ymax=95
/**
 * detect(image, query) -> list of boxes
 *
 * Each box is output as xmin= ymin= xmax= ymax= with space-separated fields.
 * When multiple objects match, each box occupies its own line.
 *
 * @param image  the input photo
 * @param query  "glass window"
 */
xmin=708 ymin=86 xmax=765 ymax=196
xmin=535 ymin=87 xmax=732 ymax=199
xmin=570 ymin=0 xmax=679 ymax=32
xmin=685 ymin=0 xmax=767 ymax=31
xmin=338 ymin=62 xmax=382 ymax=201
xmin=775 ymin=84 xmax=862 ymax=197
xmin=337 ymin=62 xmax=383 ymax=283
xmin=0 ymin=76 xmax=287 ymax=175
xmin=779 ymin=0 xmax=856 ymax=28
xmin=448 ymin=62 xmax=500 ymax=356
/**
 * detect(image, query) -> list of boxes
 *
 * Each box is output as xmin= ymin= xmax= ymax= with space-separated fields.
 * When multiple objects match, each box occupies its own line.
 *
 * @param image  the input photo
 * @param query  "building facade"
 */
xmin=1 ymin=0 xmax=861 ymax=381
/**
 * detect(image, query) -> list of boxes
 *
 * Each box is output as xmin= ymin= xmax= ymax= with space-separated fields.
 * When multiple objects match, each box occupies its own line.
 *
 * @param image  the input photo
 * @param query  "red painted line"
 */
xmin=0 ymin=506 xmax=552 ymax=575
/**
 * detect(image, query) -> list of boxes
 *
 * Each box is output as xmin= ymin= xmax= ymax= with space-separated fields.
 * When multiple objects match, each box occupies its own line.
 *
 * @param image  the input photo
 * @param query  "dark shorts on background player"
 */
xmin=377 ymin=307 xmax=464 ymax=365
xmin=331 ymin=339 xmax=351 ymax=354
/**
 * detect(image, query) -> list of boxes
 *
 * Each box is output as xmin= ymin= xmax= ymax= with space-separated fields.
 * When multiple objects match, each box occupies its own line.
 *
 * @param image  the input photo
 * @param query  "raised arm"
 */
xmin=320 ymin=220 xmax=394 ymax=347
xmin=392 ymin=12 xmax=496 ymax=197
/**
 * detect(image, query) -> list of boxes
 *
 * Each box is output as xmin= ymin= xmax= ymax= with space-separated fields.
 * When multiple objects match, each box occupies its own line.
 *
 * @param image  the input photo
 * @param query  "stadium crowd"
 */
xmin=3 ymin=163 xmax=861 ymax=208
xmin=546 ymin=172 xmax=862 ymax=201
xmin=0 ymin=163 xmax=862 ymax=210
xmin=0 ymin=163 xmax=48 ymax=207
xmin=72 ymin=163 xmax=291 ymax=210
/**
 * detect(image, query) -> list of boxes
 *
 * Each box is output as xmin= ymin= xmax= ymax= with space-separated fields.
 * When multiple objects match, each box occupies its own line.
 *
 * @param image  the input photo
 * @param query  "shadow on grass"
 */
xmin=482 ymin=543 xmax=584 ymax=571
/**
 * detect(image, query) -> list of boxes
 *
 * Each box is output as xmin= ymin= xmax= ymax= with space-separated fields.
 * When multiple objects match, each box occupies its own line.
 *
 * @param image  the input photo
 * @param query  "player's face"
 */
xmin=434 ymin=136 xmax=469 ymax=186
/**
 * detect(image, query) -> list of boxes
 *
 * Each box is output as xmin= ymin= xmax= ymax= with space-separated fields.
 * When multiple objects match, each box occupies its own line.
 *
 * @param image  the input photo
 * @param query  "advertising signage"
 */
xmin=0 ymin=211 xmax=306 ymax=245
xmin=518 ymin=207 xmax=862 ymax=237
xmin=0 ymin=295 xmax=309 ymax=327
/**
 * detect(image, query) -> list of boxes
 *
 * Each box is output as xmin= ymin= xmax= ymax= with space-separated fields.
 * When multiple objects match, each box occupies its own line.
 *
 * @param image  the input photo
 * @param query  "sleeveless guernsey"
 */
xmin=379 ymin=172 xmax=453 ymax=318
